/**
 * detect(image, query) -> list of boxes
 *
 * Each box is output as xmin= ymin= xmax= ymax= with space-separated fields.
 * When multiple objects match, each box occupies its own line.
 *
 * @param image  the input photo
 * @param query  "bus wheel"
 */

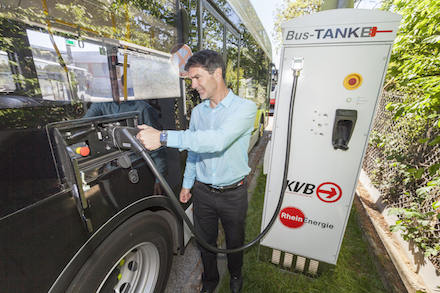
xmin=67 ymin=212 xmax=173 ymax=293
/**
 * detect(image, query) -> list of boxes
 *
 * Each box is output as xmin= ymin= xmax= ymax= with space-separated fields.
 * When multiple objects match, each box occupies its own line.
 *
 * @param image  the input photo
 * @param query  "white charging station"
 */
xmin=261 ymin=9 xmax=401 ymax=266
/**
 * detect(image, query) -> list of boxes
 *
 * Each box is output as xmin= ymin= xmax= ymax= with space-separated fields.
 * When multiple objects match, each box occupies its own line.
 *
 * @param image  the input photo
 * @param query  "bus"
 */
xmin=0 ymin=0 xmax=273 ymax=292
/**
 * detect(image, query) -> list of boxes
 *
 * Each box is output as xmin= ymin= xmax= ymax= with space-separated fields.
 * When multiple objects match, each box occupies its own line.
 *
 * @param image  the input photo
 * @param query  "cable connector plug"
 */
xmin=107 ymin=126 xmax=144 ymax=155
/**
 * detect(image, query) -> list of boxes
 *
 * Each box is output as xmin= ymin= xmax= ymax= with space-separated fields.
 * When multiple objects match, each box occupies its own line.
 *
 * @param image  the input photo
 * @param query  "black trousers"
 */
xmin=193 ymin=179 xmax=248 ymax=290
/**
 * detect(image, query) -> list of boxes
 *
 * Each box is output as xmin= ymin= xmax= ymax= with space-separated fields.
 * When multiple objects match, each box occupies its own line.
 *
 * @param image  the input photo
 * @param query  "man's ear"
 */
xmin=215 ymin=68 xmax=222 ymax=81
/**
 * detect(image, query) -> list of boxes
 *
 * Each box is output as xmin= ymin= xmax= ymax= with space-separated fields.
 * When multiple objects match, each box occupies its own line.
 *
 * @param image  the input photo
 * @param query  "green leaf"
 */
xmin=421 ymin=220 xmax=430 ymax=226
xmin=429 ymin=164 xmax=440 ymax=176
xmin=423 ymin=35 xmax=440 ymax=44
xmin=388 ymin=208 xmax=405 ymax=216
xmin=416 ymin=186 xmax=432 ymax=196
xmin=425 ymin=211 xmax=435 ymax=218
xmin=424 ymin=247 xmax=439 ymax=258
xmin=428 ymin=136 xmax=440 ymax=146
xmin=415 ymin=168 xmax=424 ymax=179
xmin=428 ymin=177 xmax=440 ymax=186
xmin=395 ymin=107 xmax=405 ymax=118
xmin=385 ymin=102 xmax=395 ymax=111
xmin=433 ymin=201 xmax=440 ymax=210
xmin=418 ymin=138 xmax=429 ymax=143
xmin=390 ymin=224 xmax=404 ymax=233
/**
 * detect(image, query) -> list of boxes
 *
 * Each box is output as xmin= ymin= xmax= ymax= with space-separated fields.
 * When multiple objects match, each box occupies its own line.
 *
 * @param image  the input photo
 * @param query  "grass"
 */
xmin=216 ymin=169 xmax=387 ymax=293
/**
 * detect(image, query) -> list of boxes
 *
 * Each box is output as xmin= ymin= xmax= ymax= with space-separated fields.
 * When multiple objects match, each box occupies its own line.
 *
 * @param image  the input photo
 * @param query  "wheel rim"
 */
xmin=98 ymin=242 xmax=160 ymax=293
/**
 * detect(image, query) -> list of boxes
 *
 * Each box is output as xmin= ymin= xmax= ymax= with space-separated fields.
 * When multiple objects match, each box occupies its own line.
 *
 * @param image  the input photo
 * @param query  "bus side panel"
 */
xmin=0 ymin=190 xmax=88 ymax=292
xmin=0 ymin=118 xmax=184 ymax=292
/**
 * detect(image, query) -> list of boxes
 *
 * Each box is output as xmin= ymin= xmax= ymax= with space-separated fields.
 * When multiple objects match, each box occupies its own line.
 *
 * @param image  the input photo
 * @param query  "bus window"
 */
xmin=129 ymin=52 xmax=180 ymax=100
xmin=0 ymin=51 xmax=16 ymax=93
xmin=202 ymin=9 xmax=224 ymax=54
xmin=239 ymin=30 xmax=270 ymax=107
xmin=226 ymin=30 xmax=240 ymax=92
xmin=27 ymin=29 xmax=109 ymax=101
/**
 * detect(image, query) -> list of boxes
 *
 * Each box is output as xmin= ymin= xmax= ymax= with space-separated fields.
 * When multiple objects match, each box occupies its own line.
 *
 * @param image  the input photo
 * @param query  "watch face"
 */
xmin=160 ymin=131 xmax=167 ymax=144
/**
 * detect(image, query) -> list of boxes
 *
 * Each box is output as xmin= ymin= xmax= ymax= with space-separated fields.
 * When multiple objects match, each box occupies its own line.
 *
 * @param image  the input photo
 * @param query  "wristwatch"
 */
xmin=160 ymin=130 xmax=168 ymax=146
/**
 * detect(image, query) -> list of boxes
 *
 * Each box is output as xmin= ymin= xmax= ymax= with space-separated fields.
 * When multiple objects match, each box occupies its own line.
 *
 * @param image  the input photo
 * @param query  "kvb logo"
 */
xmin=285 ymin=180 xmax=342 ymax=203
xmin=285 ymin=180 xmax=315 ymax=198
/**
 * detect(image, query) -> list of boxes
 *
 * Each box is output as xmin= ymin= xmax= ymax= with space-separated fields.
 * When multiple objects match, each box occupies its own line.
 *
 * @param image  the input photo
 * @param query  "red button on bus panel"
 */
xmin=80 ymin=146 xmax=91 ymax=157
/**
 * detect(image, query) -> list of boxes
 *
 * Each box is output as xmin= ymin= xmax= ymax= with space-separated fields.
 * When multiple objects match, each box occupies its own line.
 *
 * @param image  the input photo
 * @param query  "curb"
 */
xmin=355 ymin=183 xmax=429 ymax=293
xmin=353 ymin=192 xmax=408 ymax=292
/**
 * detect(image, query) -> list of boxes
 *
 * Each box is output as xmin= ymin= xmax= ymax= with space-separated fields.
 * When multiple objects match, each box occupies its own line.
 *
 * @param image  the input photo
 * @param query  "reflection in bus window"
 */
xmin=239 ymin=29 xmax=269 ymax=107
xmin=0 ymin=51 xmax=16 ymax=93
xmin=27 ymin=29 xmax=109 ymax=101
xmin=226 ymin=31 xmax=240 ymax=92
xmin=203 ymin=9 xmax=224 ymax=54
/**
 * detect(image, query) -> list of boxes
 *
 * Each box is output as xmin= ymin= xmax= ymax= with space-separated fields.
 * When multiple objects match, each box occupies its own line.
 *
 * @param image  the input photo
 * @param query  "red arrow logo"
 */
xmin=319 ymin=187 xmax=337 ymax=199
xmin=316 ymin=182 xmax=342 ymax=203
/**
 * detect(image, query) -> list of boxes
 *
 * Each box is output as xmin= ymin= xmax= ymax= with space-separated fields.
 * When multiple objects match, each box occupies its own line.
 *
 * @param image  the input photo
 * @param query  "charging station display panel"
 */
xmin=261 ymin=9 xmax=401 ymax=265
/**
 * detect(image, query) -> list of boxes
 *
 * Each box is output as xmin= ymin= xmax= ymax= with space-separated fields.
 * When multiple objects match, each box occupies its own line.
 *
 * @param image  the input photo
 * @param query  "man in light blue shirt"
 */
xmin=137 ymin=50 xmax=256 ymax=293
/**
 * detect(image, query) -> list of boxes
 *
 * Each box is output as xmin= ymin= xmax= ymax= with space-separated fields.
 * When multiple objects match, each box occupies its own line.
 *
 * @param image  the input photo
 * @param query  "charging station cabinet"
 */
xmin=260 ymin=9 xmax=401 ymax=267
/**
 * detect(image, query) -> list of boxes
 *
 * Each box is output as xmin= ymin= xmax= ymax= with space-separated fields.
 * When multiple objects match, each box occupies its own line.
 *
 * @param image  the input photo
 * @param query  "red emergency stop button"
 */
xmin=343 ymin=73 xmax=363 ymax=90
xmin=76 ymin=146 xmax=91 ymax=157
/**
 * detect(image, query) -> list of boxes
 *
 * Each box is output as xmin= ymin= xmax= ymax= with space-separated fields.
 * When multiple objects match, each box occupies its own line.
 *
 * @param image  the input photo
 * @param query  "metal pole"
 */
xmin=197 ymin=0 xmax=203 ymax=51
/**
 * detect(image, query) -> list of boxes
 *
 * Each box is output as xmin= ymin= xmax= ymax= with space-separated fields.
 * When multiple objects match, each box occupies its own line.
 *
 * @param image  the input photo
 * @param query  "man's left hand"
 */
xmin=136 ymin=124 xmax=161 ymax=150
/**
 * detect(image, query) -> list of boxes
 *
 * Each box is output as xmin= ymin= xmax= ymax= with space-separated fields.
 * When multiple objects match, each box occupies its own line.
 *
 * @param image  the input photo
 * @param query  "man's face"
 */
xmin=188 ymin=66 xmax=218 ymax=100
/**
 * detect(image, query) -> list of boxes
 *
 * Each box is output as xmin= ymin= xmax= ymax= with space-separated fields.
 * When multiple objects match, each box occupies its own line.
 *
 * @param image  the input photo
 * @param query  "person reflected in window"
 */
xmin=84 ymin=75 xmax=167 ymax=194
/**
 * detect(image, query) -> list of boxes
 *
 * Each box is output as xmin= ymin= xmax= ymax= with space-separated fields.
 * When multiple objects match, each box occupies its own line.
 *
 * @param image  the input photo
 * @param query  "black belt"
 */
xmin=200 ymin=178 xmax=245 ymax=193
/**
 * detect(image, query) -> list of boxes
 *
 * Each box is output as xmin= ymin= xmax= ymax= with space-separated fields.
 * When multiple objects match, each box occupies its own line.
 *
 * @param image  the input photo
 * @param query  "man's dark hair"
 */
xmin=184 ymin=49 xmax=226 ymax=80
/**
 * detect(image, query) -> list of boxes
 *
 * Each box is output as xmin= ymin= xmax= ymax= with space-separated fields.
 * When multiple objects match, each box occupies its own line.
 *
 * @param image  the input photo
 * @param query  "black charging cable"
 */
xmin=111 ymin=66 xmax=302 ymax=254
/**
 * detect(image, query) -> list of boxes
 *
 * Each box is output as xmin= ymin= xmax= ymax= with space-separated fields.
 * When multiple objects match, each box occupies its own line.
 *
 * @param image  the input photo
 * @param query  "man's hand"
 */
xmin=180 ymin=188 xmax=192 ymax=203
xmin=136 ymin=125 xmax=161 ymax=151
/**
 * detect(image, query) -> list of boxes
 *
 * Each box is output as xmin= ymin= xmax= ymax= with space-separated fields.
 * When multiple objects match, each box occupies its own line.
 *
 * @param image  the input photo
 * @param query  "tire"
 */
xmin=67 ymin=212 xmax=173 ymax=293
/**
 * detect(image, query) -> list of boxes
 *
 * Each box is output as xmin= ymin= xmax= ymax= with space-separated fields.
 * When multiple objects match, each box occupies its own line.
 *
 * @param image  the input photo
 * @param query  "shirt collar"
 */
xmin=202 ymin=89 xmax=234 ymax=109
xmin=220 ymin=90 xmax=234 ymax=108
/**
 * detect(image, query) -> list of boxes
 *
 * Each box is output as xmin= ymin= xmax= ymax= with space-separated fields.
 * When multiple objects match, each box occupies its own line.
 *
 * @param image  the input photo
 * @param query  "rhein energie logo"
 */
xmin=279 ymin=207 xmax=335 ymax=230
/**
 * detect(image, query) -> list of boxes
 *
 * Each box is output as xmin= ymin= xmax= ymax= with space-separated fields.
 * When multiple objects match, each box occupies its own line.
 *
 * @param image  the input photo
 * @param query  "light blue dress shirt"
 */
xmin=167 ymin=90 xmax=257 ymax=189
